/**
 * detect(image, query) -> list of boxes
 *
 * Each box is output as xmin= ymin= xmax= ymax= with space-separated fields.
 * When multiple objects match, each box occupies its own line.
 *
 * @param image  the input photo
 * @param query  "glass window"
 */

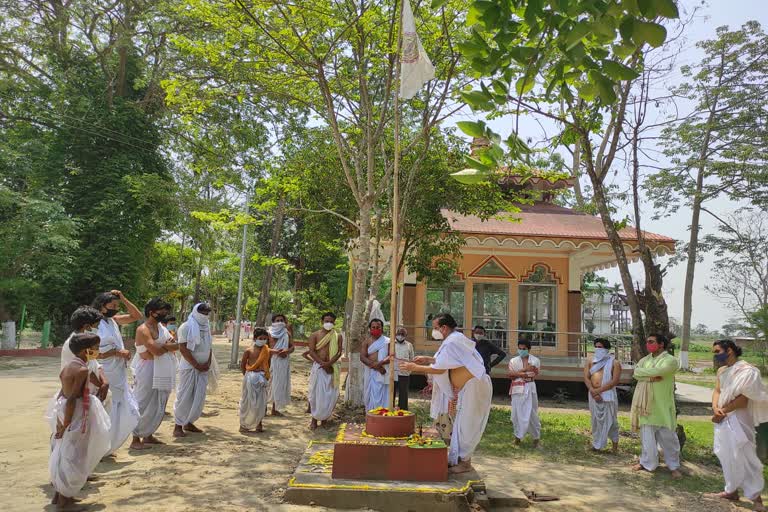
xmin=472 ymin=283 xmax=509 ymax=349
xmin=518 ymin=265 xmax=557 ymax=347
xmin=425 ymin=283 xmax=465 ymax=332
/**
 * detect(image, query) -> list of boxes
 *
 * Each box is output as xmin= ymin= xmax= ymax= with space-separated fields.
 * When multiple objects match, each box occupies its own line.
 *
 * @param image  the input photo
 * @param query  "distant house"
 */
xmin=582 ymin=284 xmax=631 ymax=335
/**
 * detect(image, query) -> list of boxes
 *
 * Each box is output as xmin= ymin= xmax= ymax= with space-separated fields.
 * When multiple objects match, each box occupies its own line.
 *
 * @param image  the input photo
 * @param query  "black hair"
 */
xmin=253 ymin=328 xmax=269 ymax=339
xmin=473 ymin=325 xmax=486 ymax=332
xmin=70 ymin=332 xmax=100 ymax=354
xmin=92 ymin=292 xmax=119 ymax=310
xmin=593 ymin=338 xmax=611 ymax=350
xmin=517 ymin=339 xmax=532 ymax=349
xmin=273 ymin=313 xmax=287 ymax=322
xmin=713 ymin=339 xmax=743 ymax=357
xmin=369 ymin=318 xmax=384 ymax=328
xmin=144 ymin=297 xmax=171 ymax=317
xmin=321 ymin=312 xmax=337 ymax=321
xmin=433 ymin=313 xmax=457 ymax=329
xmin=70 ymin=306 xmax=103 ymax=332
xmin=166 ymin=316 xmax=176 ymax=322
xmin=648 ymin=333 xmax=670 ymax=349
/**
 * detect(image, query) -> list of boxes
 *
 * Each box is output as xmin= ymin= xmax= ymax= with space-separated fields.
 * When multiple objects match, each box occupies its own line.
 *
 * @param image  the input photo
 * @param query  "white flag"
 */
xmin=399 ymin=0 xmax=435 ymax=99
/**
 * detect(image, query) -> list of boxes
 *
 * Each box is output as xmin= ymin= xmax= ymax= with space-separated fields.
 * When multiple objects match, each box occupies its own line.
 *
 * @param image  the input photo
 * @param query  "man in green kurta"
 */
xmin=631 ymin=334 xmax=682 ymax=479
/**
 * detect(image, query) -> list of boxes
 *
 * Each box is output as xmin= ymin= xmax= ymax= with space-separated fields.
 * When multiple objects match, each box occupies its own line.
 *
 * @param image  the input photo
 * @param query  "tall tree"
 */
xmin=647 ymin=22 xmax=768 ymax=368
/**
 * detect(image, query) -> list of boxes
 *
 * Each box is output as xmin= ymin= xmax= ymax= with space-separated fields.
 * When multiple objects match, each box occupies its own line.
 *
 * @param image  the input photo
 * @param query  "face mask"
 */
xmin=323 ymin=322 xmax=335 ymax=331
xmin=518 ymin=349 xmax=529 ymax=357
xmin=431 ymin=329 xmax=444 ymax=340
xmin=594 ymin=348 xmax=609 ymax=359
xmin=396 ymin=335 xmax=405 ymax=343
xmin=154 ymin=314 xmax=167 ymax=323
xmin=646 ymin=342 xmax=659 ymax=353
xmin=193 ymin=311 xmax=210 ymax=324
xmin=714 ymin=352 xmax=729 ymax=363
xmin=272 ymin=321 xmax=285 ymax=328
xmin=254 ymin=338 xmax=268 ymax=347
xmin=168 ymin=324 xmax=176 ymax=331
xmin=370 ymin=328 xmax=383 ymax=338
xmin=104 ymin=309 xmax=118 ymax=318
xmin=87 ymin=328 xmax=99 ymax=335
xmin=475 ymin=335 xmax=485 ymax=342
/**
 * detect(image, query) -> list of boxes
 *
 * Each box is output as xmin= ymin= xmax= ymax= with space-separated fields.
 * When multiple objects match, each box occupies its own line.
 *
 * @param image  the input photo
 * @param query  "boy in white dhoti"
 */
xmin=508 ymin=339 xmax=541 ymax=447
xmin=268 ymin=314 xmax=294 ymax=416
xmin=93 ymin=290 xmax=141 ymax=456
xmin=239 ymin=328 xmax=272 ymax=433
xmin=361 ymin=319 xmax=390 ymax=411
xmin=48 ymin=333 xmax=111 ymax=510
xmin=174 ymin=302 xmax=213 ymax=437
xmin=705 ymin=339 xmax=768 ymax=511
xmin=403 ymin=313 xmax=492 ymax=474
xmin=583 ymin=338 xmax=621 ymax=451
xmin=61 ymin=307 xmax=110 ymax=406
xmin=307 ymin=312 xmax=343 ymax=430
xmin=130 ymin=298 xmax=178 ymax=450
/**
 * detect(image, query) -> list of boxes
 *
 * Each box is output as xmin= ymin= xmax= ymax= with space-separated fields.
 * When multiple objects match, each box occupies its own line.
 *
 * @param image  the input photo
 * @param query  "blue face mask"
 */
xmin=518 ymin=349 xmax=529 ymax=357
xmin=168 ymin=323 xmax=176 ymax=331
xmin=714 ymin=352 xmax=729 ymax=363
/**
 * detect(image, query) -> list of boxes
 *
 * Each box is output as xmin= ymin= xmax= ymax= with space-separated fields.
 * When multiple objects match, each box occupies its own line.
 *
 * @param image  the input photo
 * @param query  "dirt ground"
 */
xmin=0 ymin=338 xmax=747 ymax=512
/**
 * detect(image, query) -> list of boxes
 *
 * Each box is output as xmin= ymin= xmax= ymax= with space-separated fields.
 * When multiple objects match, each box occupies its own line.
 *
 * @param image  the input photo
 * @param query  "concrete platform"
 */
xmin=285 ymin=441 xmax=493 ymax=511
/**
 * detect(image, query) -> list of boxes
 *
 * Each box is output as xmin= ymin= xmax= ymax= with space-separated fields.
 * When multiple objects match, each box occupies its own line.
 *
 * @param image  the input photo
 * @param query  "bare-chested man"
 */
xmin=307 ymin=312 xmax=344 ymax=430
xmin=402 ymin=313 xmax=492 ymax=474
xmin=130 ymin=298 xmax=179 ymax=450
xmin=48 ymin=333 xmax=111 ymax=509
xmin=583 ymin=338 xmax=622 ymax=452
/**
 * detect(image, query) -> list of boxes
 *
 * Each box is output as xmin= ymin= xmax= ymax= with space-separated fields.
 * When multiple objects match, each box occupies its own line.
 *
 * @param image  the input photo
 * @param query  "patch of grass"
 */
xmin=676 ymin=377 xmax=716 ymax=389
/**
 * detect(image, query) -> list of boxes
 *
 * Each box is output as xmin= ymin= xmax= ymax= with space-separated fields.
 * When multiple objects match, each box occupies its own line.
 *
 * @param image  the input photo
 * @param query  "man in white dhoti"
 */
xmin=61 ymin=307 xmax=110 ymax=406
xmin=361 ymin=319 xmax=390 ymax=411
xmin=173 ymin=302 xmax=213 ymax=437
xmin=48 ymin=333 xmax=111 ymax=509
xmin=705 ymin=339 xmax=767 ymax=511
xmin=307 ymin=312 xmax=343 ymax=430
xmin=583 ymin=338 xmax=621 ymax=451
xmin=130 ymin=298 xmax=178 ymax=450
xmin=268 ymin=314 xmax=294 ymax=416
xmin=403 ymin=313 xmax=492 ymax=474
xmin=93 ymin=290 xmax=141 ymax=456
xmin=239 ymin=328 xmax=272 ymax=433
xmin=508 ymin=339 xmax=541 ymax=447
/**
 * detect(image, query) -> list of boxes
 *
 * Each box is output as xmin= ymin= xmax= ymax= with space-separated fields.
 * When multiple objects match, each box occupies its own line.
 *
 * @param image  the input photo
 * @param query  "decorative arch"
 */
xmin=520 ymin=262 xmax=562 ymax=284
xmin=467 ymin=255 xmax=517 ymax=279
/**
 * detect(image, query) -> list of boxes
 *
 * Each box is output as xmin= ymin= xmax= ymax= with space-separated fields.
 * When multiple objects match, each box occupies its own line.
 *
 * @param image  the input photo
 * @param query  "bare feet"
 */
xmin=256 ymin=421 xmax=264 ymax=433
xmin=611 ymin=442 xmax=619 ymax=453
xmin=306 ymin=404 xmax=311 ymax=413
xmin=143 ymin=435 xmax=164 ymax=445
xmin=184 ymin=423 xmax=203 ymax=433
xmin=271 ymin=408 xmax=284 ymax=417
xmin=129 ymin=437 xmax=149 ymax=450
xmin=513 ymin=438 xmax=522 ymax=446
xmin=310 ymin=419 xmax=318 ymax=430
xmin=670 ymin=469 xmax=683 ymax=480
xmin=239 ymin=426 xmax=251 ymax=434
xmin=704 ymin=491 xmax=739 ymax=501
xmin=173 ymin=425 xmax=187 ymax=438
xmin=448 ymin=460 xmax=474 ymax=474
xmin=631 ymin=463 xmax=649 ymax=472
xmin=753 ymin=496 xmax=766 ymax=511
xmin=532 ymin=439 xmax=541 ymax=449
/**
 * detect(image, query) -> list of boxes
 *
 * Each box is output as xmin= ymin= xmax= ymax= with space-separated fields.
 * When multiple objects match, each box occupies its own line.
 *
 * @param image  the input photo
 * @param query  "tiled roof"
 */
xmin=442 ymin=203 xmax=675 ymax=244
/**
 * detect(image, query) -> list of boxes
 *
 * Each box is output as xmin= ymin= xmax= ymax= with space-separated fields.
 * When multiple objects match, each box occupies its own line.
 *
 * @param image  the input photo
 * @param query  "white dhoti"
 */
xmin=132 ymin=359 xmax=170 ymax=438
xmin=174 ymin=367 xmax=209 ymax=426
xmin=364 ymin=336 xmax=390 ymax=411
xmin=101 ymin=361 xmax=140 ymax=454
xmin=639 ymin=425 xmax=681 ymax=471
xmin=714 ymin=407 xmax=765 ymax=499
xmin=450 ymin=374 xmax=492 ymax=465
xmin=47 ymin=395 xmax=111 ymax=497
xmin=510 ymin=385 xmax=541 ymax=440
xmin=589 ymin=397 xmax=619 ymax=449
xmin=309 ymin=362 xmax=338 ymax=421
xmin=268 ymin=329 xmax=291 ymax=412
xmin=240 ymin=371 xmax=269 ymax=429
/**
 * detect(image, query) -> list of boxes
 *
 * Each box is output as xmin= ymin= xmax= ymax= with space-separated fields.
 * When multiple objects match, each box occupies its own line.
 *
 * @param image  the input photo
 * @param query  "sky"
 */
xmin=444 ymin=0 xmax=767 ymax=332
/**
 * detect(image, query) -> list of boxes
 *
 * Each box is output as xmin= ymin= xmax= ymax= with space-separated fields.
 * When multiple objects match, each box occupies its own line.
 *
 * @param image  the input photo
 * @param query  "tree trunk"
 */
xmin=255 ymin=196 xmax=286 ymax=327
xmin=293 ymin=253 xmax=304 ymax=313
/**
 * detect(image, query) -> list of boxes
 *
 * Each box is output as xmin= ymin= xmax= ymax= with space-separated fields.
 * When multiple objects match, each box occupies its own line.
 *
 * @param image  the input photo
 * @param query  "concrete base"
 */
xmin=285 ymin=442 xmax=490 ymax=512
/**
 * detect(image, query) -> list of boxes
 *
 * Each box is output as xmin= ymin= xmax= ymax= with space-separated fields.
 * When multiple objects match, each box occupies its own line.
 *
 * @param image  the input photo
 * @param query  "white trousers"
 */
xmin=132 ymin=360 xmax=170 ymax=438
xmin=174 ymin=367 xmax=209 ymax=426
xmin=714 ymin=410 xmax=764 ymax=499
xmin=589 ymin=397 xmax=619 ymax=449
xmin=639 ymin=425 xmax=681 ymax=471
xmin=239 ymin=371 xmax=269 ymax=429
xmin=510 ymin=385 xmax=541 ymax=440
xmin=450 ymin=375 xmax=492 ymax=465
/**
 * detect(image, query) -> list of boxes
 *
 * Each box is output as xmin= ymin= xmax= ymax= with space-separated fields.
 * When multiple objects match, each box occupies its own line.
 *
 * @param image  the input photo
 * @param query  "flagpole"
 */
xmin=388 ymin=0 xmax=404 ymax=410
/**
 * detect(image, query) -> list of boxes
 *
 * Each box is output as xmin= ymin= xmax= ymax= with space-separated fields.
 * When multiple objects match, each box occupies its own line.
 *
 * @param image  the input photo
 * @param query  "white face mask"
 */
xmin=254 ymin=338 xmax=268 ymax=347
xmin=432 ymin=328 xmax=444 ymax=340
xmin=272 ymin=321 xmax=285 ymax=328
xmin=594 ymin=347 xmax=609 ymax=359
xmin=323 ymin=322 xmax=335 ymax=331
xmin=87 ymin=327 xmax=99 ymax=335
xmin=396 ymin=335 xmax=405 ymax=342
xmin=193 ymin=311 xmax=210 ymax=325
